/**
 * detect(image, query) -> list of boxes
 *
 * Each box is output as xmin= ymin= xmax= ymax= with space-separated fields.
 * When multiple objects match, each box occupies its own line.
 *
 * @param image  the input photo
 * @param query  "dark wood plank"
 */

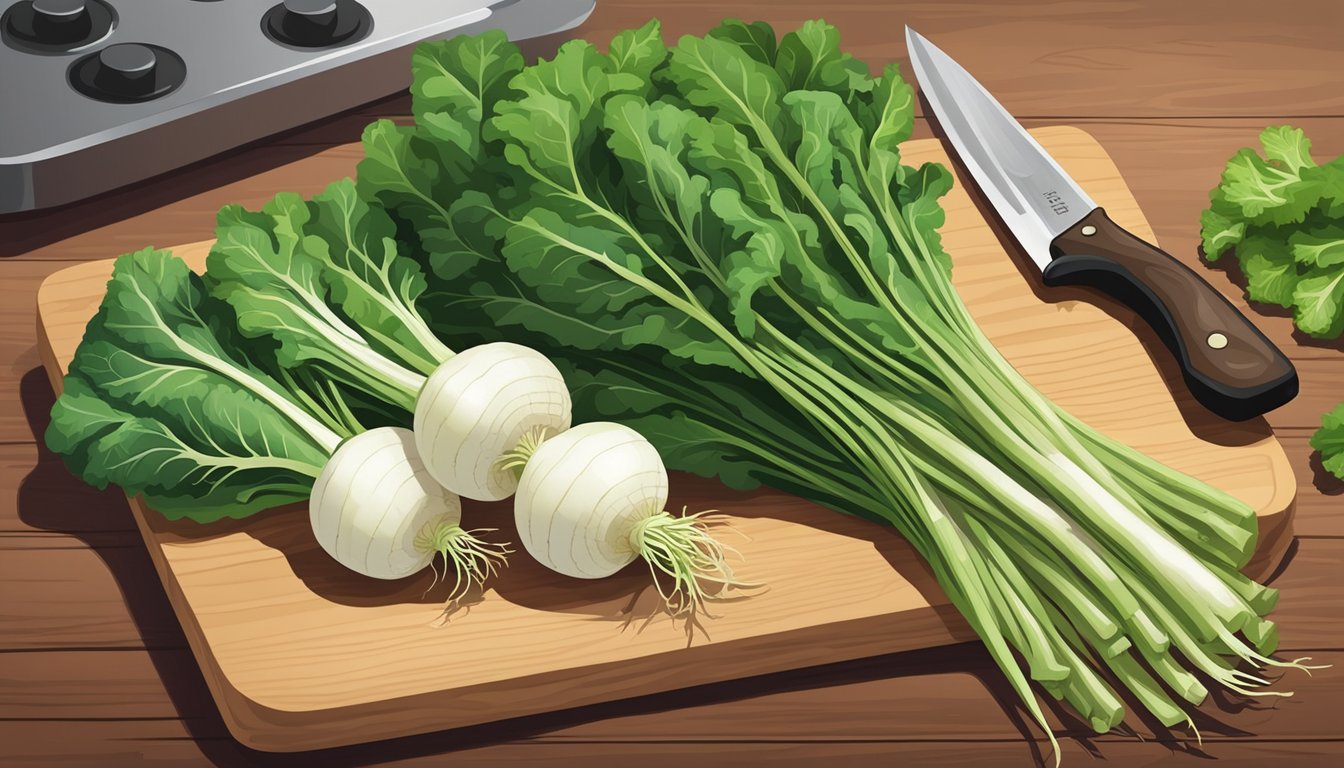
xmin=1277 ymin=431 xmax=1344 ymax=538
xmin=1 ymin=721 xmax=1342 ymax=768
xmin=2 ymin=646 xmax=1340 ymax=743
xmin=0 ymin=441 xmax=140 ymax=541
xmin=0 ymin=262 xmax=90 ymax=445
xmin=0 ymin=649 xmax=216 ymax=722
xmin=0 ymin=543 xmax=186 ymax=651
xmin=1266 ymin=359 xmax=1344 ymax=431
xmin=1268 ymin=538 xmax=1344 ymax=649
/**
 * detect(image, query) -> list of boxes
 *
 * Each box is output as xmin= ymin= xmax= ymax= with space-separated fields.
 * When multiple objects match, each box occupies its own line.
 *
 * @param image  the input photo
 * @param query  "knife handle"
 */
xmin=1043 ymin=208 xmax=1297 ymax=421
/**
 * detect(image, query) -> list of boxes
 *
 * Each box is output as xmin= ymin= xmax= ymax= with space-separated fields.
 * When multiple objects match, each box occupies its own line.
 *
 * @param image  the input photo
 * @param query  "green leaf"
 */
xmin=1320 ymin=156 xmax=1344 ymax=216
xmin=1291 ymin=270 xmax=1344 ymax=338
xmin=1311 ymin=403 xmax=1344 ymax=480
xmin=856 ymin=63 xmax=916 ymax=154
xmin=1199 ymin=208 xmax=1246 ymax=260
xmin=1259 ymin=125 xmax=1315 ymax=173
xmin=710 ymin=187 xmax=787 ymax=336
xmin=664 ymin=33 xmax=785 ymax=129
xmin=500 ymin=207 xmax=746 ymax=371
xmin=774 ymin=20 xmax=872 ymax=99
xmin=509 ymin=38 xmax=642 ymax=119
xmin=1215 ymin=148 xmax=1321 ymax=225
xmin=1289 ymin=224 xmax=1344 ymax=268
xmin=492 ymin=90 xmax=587 ymax=186
xmin=410 ymin=30 xmax=524 ymax=185
xmin=357 ymin=120 xmax=458 ymax=248
xmin=210 ymin=196 xmax=362 ymax=372
xmin=298 ymin=180 xmax=450 ymax=372
xmin=208 ymin=190 xmax=426 ymax=413
xmin=607 ymin=18 xmax=667 ymax=88
xmin=47 ymin=249 xmax=337 ymax=521
xmin=1237 ymin=237 xmax=1300 ymax=308
xmin=706 ymin=19 xmax=778 ymax=66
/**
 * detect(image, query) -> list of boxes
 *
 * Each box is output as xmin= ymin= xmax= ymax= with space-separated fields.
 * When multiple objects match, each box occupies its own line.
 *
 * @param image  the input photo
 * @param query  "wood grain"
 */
xmin=2 ymin=534 xmax=1338 ymax=658
xmin=3 ymin=721 xmax=1344 ymax=768
xmin=3 ymin=646 xmax=1341 ymax=740
xmin=31 ymin=128 xmax=1298 ymax=752
xmin=4 ymin=2 xmax=1343 ymax=765
xmin=0 ymin=545 xmax=186 ymax=651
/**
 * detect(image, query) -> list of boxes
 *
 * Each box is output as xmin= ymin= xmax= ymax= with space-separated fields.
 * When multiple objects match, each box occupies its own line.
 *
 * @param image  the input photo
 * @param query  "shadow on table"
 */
xmin=0 ymin=86 xmax=415 ymax=259
xmin=1309 ymin=451 xmax=1344 ymax=496
xmin=15 ymin=358 xmax=1306 ymax=768
xmin=0 ymin=141 xmax=336 ymax=259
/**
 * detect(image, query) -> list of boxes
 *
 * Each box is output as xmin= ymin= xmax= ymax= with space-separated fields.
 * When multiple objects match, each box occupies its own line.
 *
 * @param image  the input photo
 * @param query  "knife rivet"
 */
xmin=1207 ymin=332 xmax=1228 ymax=350
xmin=1081 ymin=225 xmax=1097 ymax=236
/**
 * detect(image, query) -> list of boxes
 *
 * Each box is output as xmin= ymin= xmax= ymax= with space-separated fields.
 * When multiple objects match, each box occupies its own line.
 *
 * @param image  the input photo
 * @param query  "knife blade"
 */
xmin=905 ymin=27 xmax=1297 ymax=421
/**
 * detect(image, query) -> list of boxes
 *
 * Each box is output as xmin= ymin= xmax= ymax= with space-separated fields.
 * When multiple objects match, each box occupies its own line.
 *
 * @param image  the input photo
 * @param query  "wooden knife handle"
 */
xmin=1043 ymin=208 xmax=1298 ymax=421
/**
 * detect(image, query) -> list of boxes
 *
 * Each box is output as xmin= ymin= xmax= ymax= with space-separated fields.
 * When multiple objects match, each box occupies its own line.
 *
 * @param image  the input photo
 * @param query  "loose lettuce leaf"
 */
xmin=1201 ymin=125 xmax=1344 ymax=338
xmin=1289 ymin=224 xmax=1344 ymax=268
xmin=1211 ymin=148 xmax=1321 ymax=226
xmin=1292 ymin=270 xmax=1344 ymax=338
xmin=46 ymin=249 xmax=342 ymax=521
xmin=1312 ymin=403 xmax=1344 ymax=479
xmin=1200 ymin=208 xmax=1246 ymax=260
xmin=1259 ymin=125 xmax=1315 ymax=173
xmin=1236 ymin=236 xmax=1298 ymax=308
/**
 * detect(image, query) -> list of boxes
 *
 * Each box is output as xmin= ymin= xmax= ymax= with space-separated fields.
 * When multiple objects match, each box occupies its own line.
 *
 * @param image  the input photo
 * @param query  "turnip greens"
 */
xmin=359 ymin=20 xmax=1310 ymax=751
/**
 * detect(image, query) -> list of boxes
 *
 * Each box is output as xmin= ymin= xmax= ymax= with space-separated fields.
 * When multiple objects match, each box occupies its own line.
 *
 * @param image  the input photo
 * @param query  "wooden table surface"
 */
xmin=2 ymin=1 xmax=1342 ymax=766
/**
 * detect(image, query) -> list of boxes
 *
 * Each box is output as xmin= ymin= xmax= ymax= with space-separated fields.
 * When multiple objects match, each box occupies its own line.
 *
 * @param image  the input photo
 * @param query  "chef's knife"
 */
xmin=905 ymin=27 xmax=1298 ymax=421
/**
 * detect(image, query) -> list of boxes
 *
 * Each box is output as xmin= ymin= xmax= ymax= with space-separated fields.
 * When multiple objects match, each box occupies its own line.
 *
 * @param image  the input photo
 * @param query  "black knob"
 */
xmin=69 ymin=43 xmax=187 ymax=103
xmin=2 ymin=0 xmax=114 ymax=53
xmin=284 ymin=0 xmax=337 ymax=20
xmin=32 ymin=0 xmax=87 ymax=22
xmin=30 ymin=0 xmax=89 ymax=44
xmin=94 ymin=44 xmax=158 ymax=97
xmin=262 ymin=0 xmax=370 ymax=49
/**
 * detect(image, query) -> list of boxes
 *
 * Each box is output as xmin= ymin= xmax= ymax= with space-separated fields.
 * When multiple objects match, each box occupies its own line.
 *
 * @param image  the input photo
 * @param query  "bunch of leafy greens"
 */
xmin=1200 ymin=125 xmax=1344 ymax=338
xmin=45 ymin=249 xmax=365 ymax=521
xmin=339 ymin=19 xmax=1308 ymax=755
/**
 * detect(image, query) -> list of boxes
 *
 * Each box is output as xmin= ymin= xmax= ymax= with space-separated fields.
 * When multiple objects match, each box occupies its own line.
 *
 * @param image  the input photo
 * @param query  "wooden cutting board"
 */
xmin=36 ymin=126 xmax=1296 ymax=753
